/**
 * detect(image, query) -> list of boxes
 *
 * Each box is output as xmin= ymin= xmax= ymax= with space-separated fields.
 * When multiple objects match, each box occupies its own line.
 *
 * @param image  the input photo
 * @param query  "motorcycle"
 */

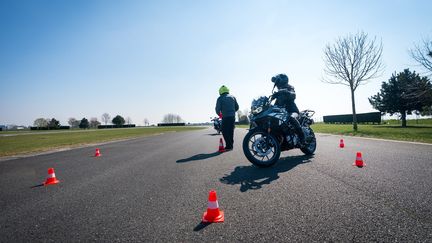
xmin=211 ymin=117 xmax=222 ymax=134
xmin=242 ymin=95 xmax=317 ymax=167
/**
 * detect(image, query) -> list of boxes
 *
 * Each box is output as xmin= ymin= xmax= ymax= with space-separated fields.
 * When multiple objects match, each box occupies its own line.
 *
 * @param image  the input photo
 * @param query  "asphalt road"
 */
xmin=1 ymin=128 xmax=431 ymax=242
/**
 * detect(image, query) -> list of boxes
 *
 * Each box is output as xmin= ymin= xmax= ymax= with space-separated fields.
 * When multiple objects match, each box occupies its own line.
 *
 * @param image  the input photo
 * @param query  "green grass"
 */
xmin=238 ymin=119 xmax=432 ymax=143
xmin=311 ymin=123 xmax=432 ymax=143
xmin=382 ymin=118 xmax=432 ymax=126
xmin=0 ymin=126 xmax=204 ymax=157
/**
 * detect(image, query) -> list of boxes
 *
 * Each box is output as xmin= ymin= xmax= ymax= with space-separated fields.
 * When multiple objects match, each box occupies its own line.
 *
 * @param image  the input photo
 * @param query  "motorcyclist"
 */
xmin=271 ymin=73 xmax=306 ymax=146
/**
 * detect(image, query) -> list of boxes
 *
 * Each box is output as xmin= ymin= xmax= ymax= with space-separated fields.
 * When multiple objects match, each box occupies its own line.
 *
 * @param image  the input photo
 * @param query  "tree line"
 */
xmin=33 ymin=113 xmax=133 ymax=129
xmin=31 ymin=113 xmax=185 ymax=129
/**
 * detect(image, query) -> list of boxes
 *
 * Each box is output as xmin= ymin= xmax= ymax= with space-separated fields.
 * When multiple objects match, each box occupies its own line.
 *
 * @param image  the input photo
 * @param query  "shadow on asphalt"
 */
xmin=30 ymin=184 xmax=44 ymax=188
xmin=206 ymin=133 xmax=221 ymax=136
xmin=220 ymin=155 xmax=314 ymax=192
xmin=176 ymin=152 xmax=221 ymax=163
xmin=193 ymin=222 xmax=211 ymax=231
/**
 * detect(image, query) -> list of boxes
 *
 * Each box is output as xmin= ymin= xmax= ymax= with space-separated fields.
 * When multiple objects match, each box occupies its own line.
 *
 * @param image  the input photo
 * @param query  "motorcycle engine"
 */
xmin=286 ymin=134 xmax=298 ymax=146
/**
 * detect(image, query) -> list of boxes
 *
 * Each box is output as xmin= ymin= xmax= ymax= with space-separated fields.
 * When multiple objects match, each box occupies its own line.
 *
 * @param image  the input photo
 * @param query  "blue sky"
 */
xmin=1 ymin=0 xmax=431 ymax=126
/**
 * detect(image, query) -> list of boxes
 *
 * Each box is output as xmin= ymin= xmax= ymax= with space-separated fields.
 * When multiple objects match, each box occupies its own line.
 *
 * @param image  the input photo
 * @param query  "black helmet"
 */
xmin=271 ymin=74 xmax=289 ymax=88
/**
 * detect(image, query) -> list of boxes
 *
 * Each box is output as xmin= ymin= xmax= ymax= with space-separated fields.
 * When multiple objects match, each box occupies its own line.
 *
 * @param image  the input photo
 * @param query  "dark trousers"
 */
xmin=221 ymin=116 xmax=235 ymax=149
xmin=288 ymin=113 xmax=305 ymax=142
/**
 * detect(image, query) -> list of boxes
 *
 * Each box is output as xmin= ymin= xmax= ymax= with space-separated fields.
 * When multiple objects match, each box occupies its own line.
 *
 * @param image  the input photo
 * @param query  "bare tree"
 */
xmin=33 ymin=118 xmax=48 ymax=128
xmin=243 ymin=108 xmax=250 ymax=117
xmin=237 ymin=108 xmax=250 ymax=125
xmin=323 ymin=31 xmax=384 ymax=131
xmin=89 ymin=117 xmax=101 ymax=128
xmin=143 ymin=118 xmax=149 ymax=126
xmin=101 ymin=113 xmax=111 ymax=125
xmin=236 ymin=110 xmax=243 ymax=122
xmin=162 ymin=113 xmax=183 ymax=123
xmin=410 ymin=38 xmax=432 ymax=75
xmin=126 ymin=117 xmax=132 ymax=125
xmin=68 ymin=118 xmax=80 ymax=128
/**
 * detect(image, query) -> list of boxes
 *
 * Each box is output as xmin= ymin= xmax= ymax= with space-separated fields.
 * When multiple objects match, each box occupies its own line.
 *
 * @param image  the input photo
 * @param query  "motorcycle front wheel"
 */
xmin=242 ymin=130 xmax=281 ymax=168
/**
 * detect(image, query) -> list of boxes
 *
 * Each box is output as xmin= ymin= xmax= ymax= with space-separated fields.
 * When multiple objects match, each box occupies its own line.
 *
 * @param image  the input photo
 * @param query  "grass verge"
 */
xmin=238 ymin=121 xmax=432 ymax=144
xmin=311 ymin=123 xmax=432 ymax=143
xmin=0 ymin=126 xmax=204 ymax=157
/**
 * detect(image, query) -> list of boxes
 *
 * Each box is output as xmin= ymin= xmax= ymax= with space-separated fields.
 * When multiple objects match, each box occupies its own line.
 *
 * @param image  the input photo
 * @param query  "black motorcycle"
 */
xmin=242 ymin=95 xmax=317 ymax=167
xmin=211 ymin=117 xmax=222 ymax=134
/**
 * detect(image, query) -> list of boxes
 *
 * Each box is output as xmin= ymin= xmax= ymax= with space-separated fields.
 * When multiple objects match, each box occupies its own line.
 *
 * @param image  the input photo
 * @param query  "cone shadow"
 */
xmin=206 ymin=133 xmax=221 ymax=136
xmin=193 ymin=222 xmax=211 ymax=231
xmin=30 ymin=183 xmax=44 ymax=188
xmin=176 ymin=152 xmax=221 ymax=163
xmin=220 ymin=155 xmax=314 ymax=192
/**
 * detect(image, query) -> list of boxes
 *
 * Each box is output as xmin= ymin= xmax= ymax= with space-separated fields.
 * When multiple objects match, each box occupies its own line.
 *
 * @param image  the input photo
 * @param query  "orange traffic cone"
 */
xmin=339 ymin=139 xmax=345 ymax=148
xmin=95 ymin=148 xmax=101 ymax=157
xmin=353 ymin=152 xmax=366 ymax=167
xmin=44 ymin=168 xmax=60 ymax=186
xmin=202 ymin=190 xmax=224 ymax=223
xmin=218 ymin=138 xmax=225 ymax=153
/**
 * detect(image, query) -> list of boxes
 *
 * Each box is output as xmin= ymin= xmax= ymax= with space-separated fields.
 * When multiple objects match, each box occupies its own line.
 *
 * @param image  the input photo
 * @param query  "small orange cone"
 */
xmin=339 ymin=139 xmax=345 ymax=148
xmin=95 ymin=148 xmax=101 ymax=157
xmin=44 ymin=168 xmax=60 ymax=186
xmin=202 ymin=190 xmax=224 ymax=223
xmin=218 ymin=138 xmax=225 ymax=153
xmin=353 ymin=152 xmax=366 ymax=167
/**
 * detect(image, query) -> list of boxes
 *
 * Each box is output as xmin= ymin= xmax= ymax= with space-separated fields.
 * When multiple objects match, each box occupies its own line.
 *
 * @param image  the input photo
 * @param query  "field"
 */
xmin=0 ymin=126 xmax=204 ymax=157
xmin=311 ymin=123 xmax=432 ymax=143
xmin=2 ymin=119 xmax=432 ymax=158
xmin=239 ymin=119 xmax=432 ymax=144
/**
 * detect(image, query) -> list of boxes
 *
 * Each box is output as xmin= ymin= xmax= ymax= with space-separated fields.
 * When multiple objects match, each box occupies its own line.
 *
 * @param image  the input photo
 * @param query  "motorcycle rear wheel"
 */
xmin=300 ymin=128 xmax=316 ymax=155
xmin=242 ymin=130 xmax=281 ymax=167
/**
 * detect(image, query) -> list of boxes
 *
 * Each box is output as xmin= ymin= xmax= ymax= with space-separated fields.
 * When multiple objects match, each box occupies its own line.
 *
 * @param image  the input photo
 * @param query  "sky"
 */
xmin=1 ymin=0 xmax=431 ymax=126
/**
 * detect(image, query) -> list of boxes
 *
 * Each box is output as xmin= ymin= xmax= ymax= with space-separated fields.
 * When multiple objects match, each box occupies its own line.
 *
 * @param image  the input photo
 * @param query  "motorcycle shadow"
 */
xmin=220 ymin=155 xmax=313 ymax=192
xmin=176 ymin=152 xmax=221 ymax=163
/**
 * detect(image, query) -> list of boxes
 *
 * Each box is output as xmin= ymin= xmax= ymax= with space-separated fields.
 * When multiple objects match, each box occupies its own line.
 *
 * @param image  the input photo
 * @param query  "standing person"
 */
xmin=215 ymin=85 xmax=239 ymax=151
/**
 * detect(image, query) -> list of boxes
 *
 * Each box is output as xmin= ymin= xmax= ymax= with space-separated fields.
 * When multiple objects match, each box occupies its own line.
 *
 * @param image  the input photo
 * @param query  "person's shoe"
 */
xmin=224 ymin=147 xmax=233 ymax=151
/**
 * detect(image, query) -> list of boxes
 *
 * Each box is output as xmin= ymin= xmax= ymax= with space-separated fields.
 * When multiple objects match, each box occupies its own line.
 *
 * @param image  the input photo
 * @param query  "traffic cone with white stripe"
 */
xmin=95 ymin=148 xmax=101 ymax=157
xmin=202 ymin=190 xmax=224 ymax=223
xmin=339 ymin=139 xmax=345 ymax=148
xmin=218 ymin=138 xmax=225 ymax=153
xmin=44 ymin=168 xmax=60 ymax=186
xmin=353 ymin=152 xmax=366 ymax=167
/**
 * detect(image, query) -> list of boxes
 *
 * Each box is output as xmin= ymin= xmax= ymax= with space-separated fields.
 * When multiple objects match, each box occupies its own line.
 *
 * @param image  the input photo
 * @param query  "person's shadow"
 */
xmin=220 ymin=155 xmax=313 ymax=192
xmin=176 ymin=152 xmax=221 ymax=163
xmin=207 ymin=133 xmax=221 ymax=136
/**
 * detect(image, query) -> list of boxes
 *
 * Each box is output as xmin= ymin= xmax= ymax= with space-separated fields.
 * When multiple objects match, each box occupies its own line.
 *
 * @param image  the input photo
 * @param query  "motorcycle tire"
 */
xmin=242 ymin=129 xmax=281 ymax=168
xmin=300 ymin=128 xmax=317 ymax=155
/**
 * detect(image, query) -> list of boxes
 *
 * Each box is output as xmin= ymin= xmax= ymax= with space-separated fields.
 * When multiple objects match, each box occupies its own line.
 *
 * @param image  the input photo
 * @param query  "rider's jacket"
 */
xmin=273 ymin=83 xmax=299 ymax=114
xmin=215 ymin=93 xmax=239 ymax=118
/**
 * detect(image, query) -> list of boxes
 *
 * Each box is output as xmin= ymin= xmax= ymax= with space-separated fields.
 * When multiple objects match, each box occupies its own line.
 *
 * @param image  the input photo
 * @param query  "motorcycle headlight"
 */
xmin=252 ymin=106 xmax=263 ymax=114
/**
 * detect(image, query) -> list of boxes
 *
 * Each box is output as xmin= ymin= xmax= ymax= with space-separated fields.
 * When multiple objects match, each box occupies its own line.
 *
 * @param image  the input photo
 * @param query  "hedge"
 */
xmin=97 ymin=124 xmax=136 ymax=129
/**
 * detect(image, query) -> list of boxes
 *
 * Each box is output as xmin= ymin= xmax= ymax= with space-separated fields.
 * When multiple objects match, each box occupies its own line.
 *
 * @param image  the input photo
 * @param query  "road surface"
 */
xmin=1 ymin=128 xmax=431 ymax=242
